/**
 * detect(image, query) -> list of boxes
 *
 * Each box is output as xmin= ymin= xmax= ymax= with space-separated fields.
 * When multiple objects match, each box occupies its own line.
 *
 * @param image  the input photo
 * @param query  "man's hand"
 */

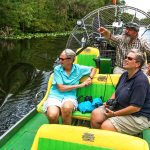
xmin=103 ymin=102 xmax=109 ymax=108
xmin=104 ymin=108 xmax=114 ymax=118
xmin=85 ymin=77 xmax=92 ymax=87
xmin=97 ymin=27 xmax=106 ymax=34
xmin=79 ymin=82 xmax=86 ymax=88
xmin=146 ymin=64 xmax=150 ymax=76
xmin=97 ymin=27 xmax=111 ymax=40
xmin=78 ymin=77 xmax=92 ymax=88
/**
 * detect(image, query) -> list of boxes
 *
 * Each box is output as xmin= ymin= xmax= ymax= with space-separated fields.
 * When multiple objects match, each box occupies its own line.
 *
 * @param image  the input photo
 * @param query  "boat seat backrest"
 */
xmin=31 ymin=124 xmax=149 ymax=150
xmin=77 ymin=82 xmax=115 ymax=103
xmin=74 ymin=47 xmax=100 ymax=74
xmin=76 ymin=54 xmax=97 ymax=67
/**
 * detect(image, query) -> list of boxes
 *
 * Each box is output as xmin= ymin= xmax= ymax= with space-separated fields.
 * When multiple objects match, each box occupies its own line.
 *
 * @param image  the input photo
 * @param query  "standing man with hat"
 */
xmin=97 ymin=22 xmax=150 ymax=75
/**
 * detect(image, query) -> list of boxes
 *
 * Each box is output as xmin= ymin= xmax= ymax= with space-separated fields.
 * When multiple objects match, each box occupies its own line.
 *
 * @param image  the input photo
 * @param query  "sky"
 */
xmin=124 ymin=0 xmax=150 ymax=13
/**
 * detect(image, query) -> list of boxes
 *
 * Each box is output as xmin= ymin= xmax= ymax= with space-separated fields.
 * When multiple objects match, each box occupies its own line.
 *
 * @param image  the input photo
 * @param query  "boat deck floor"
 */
xmin=1 ymin=112 xmax=150 ymax=150
xmin=1 ymin=113 xmax=62 ymax=150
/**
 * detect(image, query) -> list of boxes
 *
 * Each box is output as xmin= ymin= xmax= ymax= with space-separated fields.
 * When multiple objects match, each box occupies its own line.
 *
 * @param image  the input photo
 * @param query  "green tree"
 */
xmin=0 ymin=0 xmax=125 ymax=35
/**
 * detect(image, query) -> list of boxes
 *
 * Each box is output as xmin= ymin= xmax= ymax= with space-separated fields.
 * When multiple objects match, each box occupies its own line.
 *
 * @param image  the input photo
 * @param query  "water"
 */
xmin=0 ymin=35 xmax=69 ymax=136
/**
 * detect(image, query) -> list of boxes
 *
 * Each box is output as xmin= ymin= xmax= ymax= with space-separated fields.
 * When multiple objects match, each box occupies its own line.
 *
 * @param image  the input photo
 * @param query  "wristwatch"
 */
xmin=89 ymin=75 xmax=93 ymax=79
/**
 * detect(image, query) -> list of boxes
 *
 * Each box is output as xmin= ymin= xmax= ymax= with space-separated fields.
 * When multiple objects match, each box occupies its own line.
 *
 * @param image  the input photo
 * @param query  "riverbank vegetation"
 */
xmin=0 ymin=0 xmax=150 ymax=39
xmin=0 ymin=0 xmax=126 ymax=39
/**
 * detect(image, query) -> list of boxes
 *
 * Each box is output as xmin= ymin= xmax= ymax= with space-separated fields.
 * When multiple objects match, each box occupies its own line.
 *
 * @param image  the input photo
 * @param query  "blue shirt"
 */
xmin=115 ymin=70 xmax=150 ymax=121
xmin=48 ymin=64 xmax=91 ymax=101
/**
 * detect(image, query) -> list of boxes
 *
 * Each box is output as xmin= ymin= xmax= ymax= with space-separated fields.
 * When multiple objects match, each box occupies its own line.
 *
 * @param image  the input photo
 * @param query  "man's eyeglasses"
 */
xmin=59 ymin=57 xmax=71 ymax=61
xmin=125 ymin=56 xmax=136 ymax=61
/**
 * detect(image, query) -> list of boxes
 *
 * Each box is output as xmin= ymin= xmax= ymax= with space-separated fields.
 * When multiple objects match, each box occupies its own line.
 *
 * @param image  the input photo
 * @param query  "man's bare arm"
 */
xmin=56 ymin=67 xmax=96 ymax=92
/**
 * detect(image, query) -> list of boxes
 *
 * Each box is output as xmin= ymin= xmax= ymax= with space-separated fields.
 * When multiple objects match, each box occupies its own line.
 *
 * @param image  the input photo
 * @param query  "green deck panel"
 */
xmin=143 ymin=128 xmax=150 ymax=149
xmin=1 ymin=113 xmax=62 ymax=150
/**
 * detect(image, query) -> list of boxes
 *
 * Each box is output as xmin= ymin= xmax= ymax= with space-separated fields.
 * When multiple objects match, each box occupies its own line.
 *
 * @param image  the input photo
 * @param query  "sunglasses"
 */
xmin=125 ymin=23 xmax=138 ymax=28
xmin=59 ymin=57 xmax=71 ymax=61
xmin=125 ymin=56 xmax=136 ymax=61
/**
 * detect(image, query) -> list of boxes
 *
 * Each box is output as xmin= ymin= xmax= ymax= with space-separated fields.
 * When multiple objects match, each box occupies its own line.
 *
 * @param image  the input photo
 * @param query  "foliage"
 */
xmin=0 ymin=0 xmax=124 ymax=37
xmin=1 ymin=31 xmax=73 ymax=40
xmin=0 ymin=0 xmax=149 ymax=39
xmin=0 ymin=26 xmax=15 ymax=37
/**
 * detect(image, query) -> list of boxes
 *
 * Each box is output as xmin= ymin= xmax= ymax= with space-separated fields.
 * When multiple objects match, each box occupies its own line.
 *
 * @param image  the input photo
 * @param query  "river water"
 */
xmin=0 ymin=35 xmax=69 ymax=136
xmin=0 ymin=28 xmax=150 ymax=137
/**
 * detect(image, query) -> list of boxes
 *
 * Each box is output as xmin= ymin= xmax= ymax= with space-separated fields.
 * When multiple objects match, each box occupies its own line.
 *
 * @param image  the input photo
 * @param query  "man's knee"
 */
xmin=47 ymin=111 xmax=59 ymax=121
xmin=101 ymin=121 xmax=109 ymax=130
xmin=47 ymin=106 xmax=60 ymax=121
xmin=90 ymin=109 xmax=98 ymax=125
xmin=61 ymin=101 xmax=73 ymax=115
xmin=61 ymin=106 xmax=72 ymax=115
xmin=101 ymin=120 xmax=117 ymax=132
xmin=91 ymin=108 xmax=105 ymax=123
xmin=91 ymin=108 xmax=99 ymax=119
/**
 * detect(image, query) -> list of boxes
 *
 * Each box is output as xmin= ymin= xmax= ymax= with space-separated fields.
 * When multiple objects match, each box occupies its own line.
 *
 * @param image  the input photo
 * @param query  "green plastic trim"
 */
xmin=39 ymin=106 xmax=43 ymax=112
xmin=72 ymin=111 xmax=91 ymax=118
xmin=38 ymin=138 xmax=117 ymax=150
xmin=77 ymin=54 xmax=97 ymax=68
xmin=100 ymin=58 xmax=111 ymax=74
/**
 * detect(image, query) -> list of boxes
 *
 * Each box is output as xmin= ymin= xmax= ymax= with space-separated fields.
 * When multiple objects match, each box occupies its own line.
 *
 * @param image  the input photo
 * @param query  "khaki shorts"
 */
xmin=99 ymin=105 xmax=150 ymax=135
xmin=43 ymin=97 xmax=78 ymax=113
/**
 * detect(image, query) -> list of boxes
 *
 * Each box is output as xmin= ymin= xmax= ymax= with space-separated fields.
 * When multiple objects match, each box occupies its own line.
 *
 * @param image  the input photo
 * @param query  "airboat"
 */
xmin=1 ymin=5 xmax=150 ymax=150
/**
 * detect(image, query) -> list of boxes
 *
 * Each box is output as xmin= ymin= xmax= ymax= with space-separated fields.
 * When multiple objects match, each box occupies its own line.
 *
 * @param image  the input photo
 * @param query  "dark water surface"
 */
xmin=0 ymin=35 xmax=69 ymax=136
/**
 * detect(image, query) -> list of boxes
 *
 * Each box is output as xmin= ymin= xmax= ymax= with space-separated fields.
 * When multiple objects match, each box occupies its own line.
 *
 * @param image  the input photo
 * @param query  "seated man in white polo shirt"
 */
xmin=43 ymin=49 xmax=96 ymax=125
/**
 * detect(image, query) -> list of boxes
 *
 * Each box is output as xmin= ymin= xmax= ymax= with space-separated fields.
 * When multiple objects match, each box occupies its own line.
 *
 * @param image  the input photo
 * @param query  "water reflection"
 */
xmin=0 ymin=35 xmax=69 ymax=136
